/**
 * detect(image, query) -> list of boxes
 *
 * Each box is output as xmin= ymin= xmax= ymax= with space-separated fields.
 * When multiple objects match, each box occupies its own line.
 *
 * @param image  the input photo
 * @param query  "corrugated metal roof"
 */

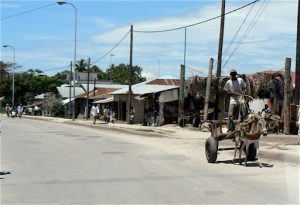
xmin=93 ymin=97 xmax=114 ymax=104
xmin=110 ymin=78 xmax=180 ymax=95
xmin=110 ymin=83 xmax=178 ymax=95
xmin=81 ymin=83 xmax=127 ymax=91
xmin=148 ymin=79 xmax=180 ymax=86
xmin=56 ymin=86 xmax=85 ymax=98
xmin=76 ymin=88 xmax=117 ymax=99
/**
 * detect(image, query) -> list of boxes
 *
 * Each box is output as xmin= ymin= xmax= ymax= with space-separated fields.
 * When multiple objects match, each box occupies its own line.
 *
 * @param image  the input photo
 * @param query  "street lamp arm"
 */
xmin=2 ymin=44 xmax=15 ymax=108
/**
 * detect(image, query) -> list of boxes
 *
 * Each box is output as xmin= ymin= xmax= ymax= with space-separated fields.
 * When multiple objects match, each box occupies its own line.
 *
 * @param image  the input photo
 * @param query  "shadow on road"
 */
xmin=0 ymin=171 xmax=11 ymax=179
xmin=216 ymin=159 xmax=274 ymax=168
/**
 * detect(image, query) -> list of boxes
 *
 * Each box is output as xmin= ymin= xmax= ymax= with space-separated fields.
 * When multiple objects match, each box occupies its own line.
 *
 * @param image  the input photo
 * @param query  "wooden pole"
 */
xmin=214 ymin=0 xmax=226 ymax=120
xmin=85 ymin=58 xmax=90 ymax=120
xmin=284 ymin=58 xmax=292 ymax=134
xmin=68 ymin=61 xmax=72 ymax=118
xmin=295 ymin=0 xmax=300 ymax=105
xmin=127 ymin=25 xmax=133 ymax=123
xmin=204 ymin=58 xmax=214 ymax=121
xmin=179 ymin=64 xmax=185 ymax=124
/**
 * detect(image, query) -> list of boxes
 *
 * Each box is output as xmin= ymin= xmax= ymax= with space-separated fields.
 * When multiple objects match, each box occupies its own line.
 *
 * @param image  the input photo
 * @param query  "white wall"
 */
xmin=248 ymin=99 xmax=269 ymax=113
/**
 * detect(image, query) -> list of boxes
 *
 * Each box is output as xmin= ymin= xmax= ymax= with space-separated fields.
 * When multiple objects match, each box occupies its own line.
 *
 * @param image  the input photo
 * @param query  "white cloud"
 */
xmin=0 ymin=3 xmax=20 ymax=9
xmin=8 ymin=1 xmax=298 ymax=78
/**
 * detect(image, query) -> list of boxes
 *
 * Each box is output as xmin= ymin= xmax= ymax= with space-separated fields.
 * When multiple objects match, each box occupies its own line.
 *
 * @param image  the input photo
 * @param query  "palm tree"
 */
xmin=75 ymin=59 xmax=87 ymax=72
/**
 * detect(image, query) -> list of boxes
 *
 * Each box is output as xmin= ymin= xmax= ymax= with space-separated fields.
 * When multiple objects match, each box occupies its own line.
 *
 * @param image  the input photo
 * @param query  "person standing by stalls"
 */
xmin=90 ymin=104 xmax=99 ymax=124
xmin=262 ymin=104 xmax=270 ymax=113
xmin=224 ymin=69 xmax=247 ymax=130
xmin=129 ymin=106 xmax=135 ymax=124
xmin=5 ymin=104 xmax=10 ymax=117
xmin=17 ymin=104 xmax=23 ymax=118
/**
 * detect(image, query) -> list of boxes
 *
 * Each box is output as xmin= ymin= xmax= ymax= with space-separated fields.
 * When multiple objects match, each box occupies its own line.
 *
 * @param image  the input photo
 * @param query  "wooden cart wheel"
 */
xmin=205 ymin=137 xmax=218 ymax=163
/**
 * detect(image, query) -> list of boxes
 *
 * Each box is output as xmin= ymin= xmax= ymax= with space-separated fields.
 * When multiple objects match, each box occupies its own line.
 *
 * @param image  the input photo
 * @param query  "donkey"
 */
xmin=233 ymin=112 xmax=268 ymax=168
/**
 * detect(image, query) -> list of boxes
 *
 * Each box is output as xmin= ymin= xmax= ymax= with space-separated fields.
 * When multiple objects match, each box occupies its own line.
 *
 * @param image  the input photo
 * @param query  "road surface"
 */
xmin=1 ymin=117 xmax=299 ymax=204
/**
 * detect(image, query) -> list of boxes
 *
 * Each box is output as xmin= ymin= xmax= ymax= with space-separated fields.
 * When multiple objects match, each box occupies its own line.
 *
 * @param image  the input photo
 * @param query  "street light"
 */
xmin=57 ymin=0 xmax=77 ymax=121
xmin=3 ymin=45 xmax=15 ymax=109
xmin=110 ymin=54 xmax=114 ymax=82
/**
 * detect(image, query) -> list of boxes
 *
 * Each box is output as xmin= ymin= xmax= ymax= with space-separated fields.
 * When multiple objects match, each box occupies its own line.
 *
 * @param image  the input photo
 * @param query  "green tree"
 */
xmin=75 ymin=59 xmax=88 ymax=72
xmin=103 ymin=63 xmax=146 ymax=84
xmin=0 ymin=61 xmax=13 ymax=105
xmin=51 ymin=102 xmax=66 ymax=117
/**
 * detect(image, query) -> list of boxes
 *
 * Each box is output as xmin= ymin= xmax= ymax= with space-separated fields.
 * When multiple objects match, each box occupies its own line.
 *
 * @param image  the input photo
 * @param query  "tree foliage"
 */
xmin=100 ymin=63 xmax=146 ymax=84
xmin=0 ymin=59 xmax=146 ymax=108
xmin=51 ymin=102 xmax=66 ymax=117
xmin=0 ymin=61 xmax=68 ymax=106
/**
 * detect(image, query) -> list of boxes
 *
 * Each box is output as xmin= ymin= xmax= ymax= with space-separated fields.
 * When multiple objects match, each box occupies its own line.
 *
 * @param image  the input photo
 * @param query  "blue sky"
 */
xmin=1 ymin=0 xmax=298 ymax=79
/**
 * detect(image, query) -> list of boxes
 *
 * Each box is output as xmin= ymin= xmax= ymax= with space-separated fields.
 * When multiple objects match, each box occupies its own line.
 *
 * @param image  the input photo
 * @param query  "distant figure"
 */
xmin=103 ymin=107 xmax=109 ymax=123
xmin=90 ymin=104 xmax=99 ymax=124
xmin=17 ymin=104 xmax=23 ymax=118
xmin=129 ymin=106 xmax=135 ymax=124
xmin=5 ymin=104 xmax=10 ymax=117
xmin=109 ymin=108 xmax=114 ymax=123
xmin=262 ymin=104 xmax=270 ymax=113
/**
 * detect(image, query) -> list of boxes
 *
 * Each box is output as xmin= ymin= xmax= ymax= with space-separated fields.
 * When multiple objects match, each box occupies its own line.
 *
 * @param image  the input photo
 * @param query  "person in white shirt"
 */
xmin=17 ymin=104 xmax=23 ymax=118
xmin=90 ymin=104 xmax=99 ymax=124
xmin=224 ymin=69 xmax=246 ymax=129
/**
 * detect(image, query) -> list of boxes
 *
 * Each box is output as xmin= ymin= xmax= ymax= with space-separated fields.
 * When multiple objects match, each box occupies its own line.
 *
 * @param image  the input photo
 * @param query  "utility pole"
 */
xmin=284 ymin=58 xmax=291 ymax=134
xmin=86 ymin=58 xmax=90 ymax=120
xmin=214 ymin=0 xmax=226 ymax=120
xmin=204 ymin=58 xmax=214 ymax=121
xmin=179 ymin=64 xmax=185 ymax=126
xmin=127 ymin=25 xmax=133 ymax=123
xmin=295 ymin=0 xmax=300 ymax=105
xmin=69 ymin=61 xmax=72 ymax=118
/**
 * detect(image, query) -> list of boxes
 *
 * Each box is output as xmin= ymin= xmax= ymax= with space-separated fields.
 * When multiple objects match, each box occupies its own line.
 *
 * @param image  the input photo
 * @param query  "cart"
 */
xmin=204 ymin=119 xmax=257 ymax=163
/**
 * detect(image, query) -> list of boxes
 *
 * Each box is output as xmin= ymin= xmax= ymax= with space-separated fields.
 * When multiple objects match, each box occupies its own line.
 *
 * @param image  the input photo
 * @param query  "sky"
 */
xmin=0 ymin=0 xmax=298 ymax=79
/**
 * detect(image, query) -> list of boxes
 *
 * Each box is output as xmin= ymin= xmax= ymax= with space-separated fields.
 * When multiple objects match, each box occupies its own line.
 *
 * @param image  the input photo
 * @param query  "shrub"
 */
xmin=51 ymin=102 xmax=66 ymax=117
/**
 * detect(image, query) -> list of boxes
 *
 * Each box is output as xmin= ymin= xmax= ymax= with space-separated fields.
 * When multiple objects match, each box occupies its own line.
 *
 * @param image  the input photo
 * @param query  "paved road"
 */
xmin=1 ymin=117 xmax=299 ymax=204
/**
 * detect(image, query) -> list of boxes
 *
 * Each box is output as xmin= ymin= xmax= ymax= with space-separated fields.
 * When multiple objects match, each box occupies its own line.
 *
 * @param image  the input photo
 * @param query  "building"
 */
xmin=109 ymin=76 xmax=180 ymax=124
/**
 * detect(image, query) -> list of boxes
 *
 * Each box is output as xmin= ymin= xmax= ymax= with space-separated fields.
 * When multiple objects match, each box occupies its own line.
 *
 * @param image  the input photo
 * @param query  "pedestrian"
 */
xmin=109 ymin=108 xmax=114 ymax=123
xmin=90 ymin=104 xmax=99 ymax=124
xmin=129 ymin=106 xmax=135 ymax=124
xmin=17 ymin=104 xmax=23 ymax=118
xmin=103 ymin=106 xmax=109 ymax=123
xmin=262 ymin=104 xmax=270 ymax=114
xmin=5 ymin=104 xmax=10 ymax=117
xmin=224 ymin=69 xmax=247 ymax=130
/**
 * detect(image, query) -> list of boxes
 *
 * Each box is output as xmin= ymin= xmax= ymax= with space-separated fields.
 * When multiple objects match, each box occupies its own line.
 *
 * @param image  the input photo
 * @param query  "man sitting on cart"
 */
xmin=224 ymin=69 xmax=247 ymax=131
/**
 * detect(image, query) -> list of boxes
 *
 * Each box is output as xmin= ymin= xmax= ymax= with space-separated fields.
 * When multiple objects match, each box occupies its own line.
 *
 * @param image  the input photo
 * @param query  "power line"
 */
xmin=1 ymin=3 xmax=56 ymax=21
xmin=134 ymin=0 xmax=260 ymax=33
xmin=222 ymin=0 xmax=270 ymax=70
xmin=222 ymin=2 xmax=256 ymax=60
xmin=91 ymin=30 xmax=130 ymax=64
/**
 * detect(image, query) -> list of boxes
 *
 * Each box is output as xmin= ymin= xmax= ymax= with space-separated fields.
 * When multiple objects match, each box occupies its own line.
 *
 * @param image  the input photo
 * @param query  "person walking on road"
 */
xmin=224 ymin=69 xmax=246 ymax=130
xmin=90 ymin=104 xmax=99 ymax=124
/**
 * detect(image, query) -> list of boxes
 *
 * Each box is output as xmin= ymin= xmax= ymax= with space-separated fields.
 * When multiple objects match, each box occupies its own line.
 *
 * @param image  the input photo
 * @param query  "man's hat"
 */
xmin=230 ymin=69 xmax=237 ymax=74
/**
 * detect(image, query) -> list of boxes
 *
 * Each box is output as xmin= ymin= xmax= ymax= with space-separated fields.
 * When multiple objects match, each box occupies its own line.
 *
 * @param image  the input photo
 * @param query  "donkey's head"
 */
xmin=256 ymin=112 xmax=268 ymax=136
xmin=251 ymin=112 xmax=268 ymax=136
